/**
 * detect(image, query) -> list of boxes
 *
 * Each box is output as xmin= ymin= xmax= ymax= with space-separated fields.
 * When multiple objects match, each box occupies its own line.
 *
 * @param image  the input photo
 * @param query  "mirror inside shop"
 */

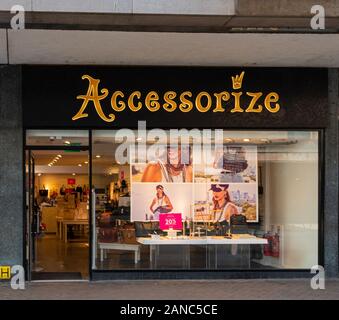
xmin=27 ymin=130 xmax=319 ymax=277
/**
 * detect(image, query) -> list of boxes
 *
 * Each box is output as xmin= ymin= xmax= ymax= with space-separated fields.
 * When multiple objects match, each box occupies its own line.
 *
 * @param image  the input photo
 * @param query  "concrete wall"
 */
xmin=0 ymin=0 xmax=236 ymax=15
xmin=0 ymin=65 xmax=23 ymax=266
xmin=325 ymin=69 xmax=339 ymax=277
xmin=1 ymin=0 xmax=338 ymax=16
xmin=237 ymin=0 xmax=339 ymax=16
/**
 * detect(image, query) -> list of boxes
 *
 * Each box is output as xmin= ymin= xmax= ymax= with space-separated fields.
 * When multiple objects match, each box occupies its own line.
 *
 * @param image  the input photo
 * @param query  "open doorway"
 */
xmin=25 ymin=131 xmax=90 ymax=281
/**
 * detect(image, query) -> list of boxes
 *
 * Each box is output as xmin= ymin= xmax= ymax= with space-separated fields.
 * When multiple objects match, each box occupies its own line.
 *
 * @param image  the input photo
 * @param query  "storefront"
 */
xmin=21 ymin=66 xmax=330 ymax=280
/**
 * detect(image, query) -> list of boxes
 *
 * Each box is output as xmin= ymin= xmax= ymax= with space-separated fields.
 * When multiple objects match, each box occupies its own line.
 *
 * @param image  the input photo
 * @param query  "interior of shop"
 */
xmin=25 ymin=130 xmax=319 ymax=279
xmin=28 ymin=150 xmax=89 ymax=280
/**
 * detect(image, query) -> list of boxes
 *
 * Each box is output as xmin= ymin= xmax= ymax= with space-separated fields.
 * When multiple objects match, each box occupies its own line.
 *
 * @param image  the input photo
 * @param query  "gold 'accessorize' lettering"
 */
xmin=145 ymin=91 xmax=161 ymax=112
xmin=111 ymin=91 xmax=125 ymax=112
xmin=163 ymin=91 xmax=177 ymax=112
xmin=73 ymin=71 xmax=281 ymax=123
xmin=230 ymin=92 xmax=244 ymax=113
xmin=179 ymin=91 xmax=193 ymax=112
xmin=195 ymin=92 xmax=212 ymax=112
xmin=213 ymin=92 xmax=230 ymax=112
xmin=73 ymin=75 xmax=114 ymax=122
xmin=264 ymin=92 xmax=280 ymax=113
xmin=128 ymin=91 xmax=142 ymax=111
xmin=245 ymin=92 xmax=263 ymax=113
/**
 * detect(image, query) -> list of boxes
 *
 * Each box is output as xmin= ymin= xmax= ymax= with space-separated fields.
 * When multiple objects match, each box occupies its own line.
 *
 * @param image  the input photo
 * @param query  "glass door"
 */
xmin=25 ymin=130 xmax=90 ymax=280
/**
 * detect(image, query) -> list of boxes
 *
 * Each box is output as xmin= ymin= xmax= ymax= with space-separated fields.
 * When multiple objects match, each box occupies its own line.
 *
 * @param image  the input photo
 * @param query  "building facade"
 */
xmin=0 ymin=1 xmax=338 ymax=281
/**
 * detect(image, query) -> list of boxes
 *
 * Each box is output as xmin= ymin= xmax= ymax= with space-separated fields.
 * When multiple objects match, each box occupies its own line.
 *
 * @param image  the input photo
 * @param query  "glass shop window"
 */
xmin=92 ymin=130 xmax=318 ymax=271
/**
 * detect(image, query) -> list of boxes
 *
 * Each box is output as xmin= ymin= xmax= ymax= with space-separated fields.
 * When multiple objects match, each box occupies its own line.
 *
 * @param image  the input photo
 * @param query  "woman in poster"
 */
xmin=149 ymin=185 xmax=173 ymax=220
xmin=210 ymin=184 xmax=238 ymax=223
xmin=141 ymin=145 xmax=193 ymax=182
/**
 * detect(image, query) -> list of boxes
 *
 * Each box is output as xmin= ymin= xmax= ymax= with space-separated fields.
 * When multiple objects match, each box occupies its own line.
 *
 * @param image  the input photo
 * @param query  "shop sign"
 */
xmin=22 ymin=66 xmax=328 ymax=129
xmin=72 ymin=71 xmax=281 ymax=124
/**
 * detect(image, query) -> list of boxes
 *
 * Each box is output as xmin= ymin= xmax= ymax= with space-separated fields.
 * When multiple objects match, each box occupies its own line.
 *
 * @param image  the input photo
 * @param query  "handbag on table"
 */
xmin=230 ymin=214 xmax=248 ymax=234
xmin=134 ymin=221 xmax=163 ymax=237
xmin=98 ymin=227 xmax=118 ymax=243
xmin=39 ymin=185 xmax=48 ymax=197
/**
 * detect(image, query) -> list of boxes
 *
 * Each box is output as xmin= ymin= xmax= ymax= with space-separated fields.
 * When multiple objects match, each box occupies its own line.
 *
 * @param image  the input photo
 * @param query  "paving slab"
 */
xmin=0 ymin=279 xmax=338 ymax=300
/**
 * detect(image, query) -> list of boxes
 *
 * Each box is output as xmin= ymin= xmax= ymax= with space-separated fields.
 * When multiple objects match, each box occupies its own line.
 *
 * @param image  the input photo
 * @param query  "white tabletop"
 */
xmin=137 ymin=235 xmax=267 ymax=245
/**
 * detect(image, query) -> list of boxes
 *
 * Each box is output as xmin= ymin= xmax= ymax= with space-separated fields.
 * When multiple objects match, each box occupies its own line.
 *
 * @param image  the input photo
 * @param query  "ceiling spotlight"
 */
xmin=37 ymin=173 xmax=42 ymax=177
xmin=84 ymin=161 xmax=88 ymax=164
xmin=78 ymin=164 xmax=82 ymax=167
xmin=72 ymin=173 xmax=76 ymax=176
xmin=136 ymin=137 xmax=142 ymax=141
xmin=243 ymin=138 xmax=250 ymax=142
xmin=57 ymin=155 xmax=62 ymax=158
xmin=224 ymin=138 xmax=233 ymax=143
xmin=96 ymin=155 xmax=101 ymax=158
xmin=48 ymin=164 xmax=52 ymax=167
xmin=260 ymin=138 xmax=270 ymax=143
xmin=64 ymin=141 xmax=71 ymax=145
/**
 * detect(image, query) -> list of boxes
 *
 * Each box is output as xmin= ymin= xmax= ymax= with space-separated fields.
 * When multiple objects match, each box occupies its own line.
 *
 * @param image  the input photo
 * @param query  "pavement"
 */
xmin=0 ymin=279 xmax=338 ymax=300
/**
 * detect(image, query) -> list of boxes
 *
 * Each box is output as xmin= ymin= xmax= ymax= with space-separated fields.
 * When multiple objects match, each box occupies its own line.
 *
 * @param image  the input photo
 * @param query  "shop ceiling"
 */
xmin=1 ymin=29 xmax=339 ymax=66
xmin=0 ymin=1 xmax=339 ymax=66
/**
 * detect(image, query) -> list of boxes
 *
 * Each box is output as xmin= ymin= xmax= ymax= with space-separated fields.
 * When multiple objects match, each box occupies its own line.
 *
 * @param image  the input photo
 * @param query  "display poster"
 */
xmin=131 ymin=144 xmax=258 ymax=222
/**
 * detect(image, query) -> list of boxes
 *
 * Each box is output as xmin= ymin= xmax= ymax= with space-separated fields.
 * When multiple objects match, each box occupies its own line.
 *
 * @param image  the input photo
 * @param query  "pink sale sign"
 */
xmin=159 ymin=213 xmax=183 ymax=231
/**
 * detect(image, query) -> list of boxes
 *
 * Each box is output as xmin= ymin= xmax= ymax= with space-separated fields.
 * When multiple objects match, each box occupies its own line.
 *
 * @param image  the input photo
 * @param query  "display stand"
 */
xmin=164 ymin=228 xmax=178 ymax=239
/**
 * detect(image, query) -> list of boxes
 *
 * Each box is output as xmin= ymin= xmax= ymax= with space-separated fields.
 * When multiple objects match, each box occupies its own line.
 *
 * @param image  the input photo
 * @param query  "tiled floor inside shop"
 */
xmin=33 ymin=234 xmax=89 ymax=280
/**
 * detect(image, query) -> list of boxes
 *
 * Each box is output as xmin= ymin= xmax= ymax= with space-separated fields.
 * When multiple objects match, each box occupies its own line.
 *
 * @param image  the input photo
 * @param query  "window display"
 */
xmin=92 ymin=129 xmax=318 ymax=271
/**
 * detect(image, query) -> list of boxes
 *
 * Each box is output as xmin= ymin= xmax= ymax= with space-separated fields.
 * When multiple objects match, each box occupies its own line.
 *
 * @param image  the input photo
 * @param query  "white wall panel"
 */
xmin=7 ymin=29 xmax=339 ymax=67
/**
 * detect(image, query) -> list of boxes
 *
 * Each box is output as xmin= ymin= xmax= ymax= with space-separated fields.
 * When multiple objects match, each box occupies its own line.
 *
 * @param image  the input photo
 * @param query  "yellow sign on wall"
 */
xmin=0 ymin=266 xmax=11 ymax=279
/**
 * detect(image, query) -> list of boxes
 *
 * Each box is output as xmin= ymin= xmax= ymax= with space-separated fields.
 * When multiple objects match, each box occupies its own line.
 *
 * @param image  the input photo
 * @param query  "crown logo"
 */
xmin=231 ymin=71 xmax=245 ymax=90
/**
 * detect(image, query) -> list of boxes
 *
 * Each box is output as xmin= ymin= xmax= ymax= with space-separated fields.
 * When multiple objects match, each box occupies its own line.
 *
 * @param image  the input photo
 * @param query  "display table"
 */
xmin=137 ymin=235 xmax=267 ymax=269
xmin=41 ymin=206 xmax=58 ymax=233
xmin=98 ymin=242 xmax=141 ymax=264
xmin=62 ymin=219 xmax=89 ymax=243
xmin=56 ymin=216 xmax=63 ymax=239
xmin=137 ymin=235 xmax=267 ymax=245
